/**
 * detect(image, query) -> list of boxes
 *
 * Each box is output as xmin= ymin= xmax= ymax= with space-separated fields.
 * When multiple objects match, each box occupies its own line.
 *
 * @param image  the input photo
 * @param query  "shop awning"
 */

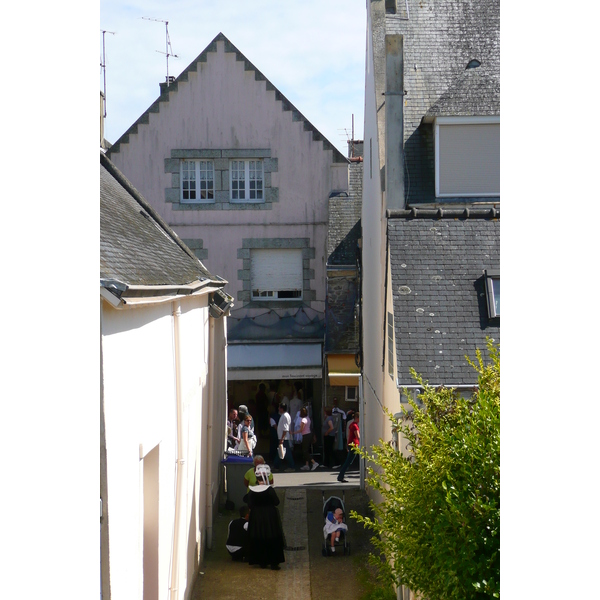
xmin=227 ymin=343 xmax=322 ymax=381
xmin=327 ymin=354 xmax=360 ymax=386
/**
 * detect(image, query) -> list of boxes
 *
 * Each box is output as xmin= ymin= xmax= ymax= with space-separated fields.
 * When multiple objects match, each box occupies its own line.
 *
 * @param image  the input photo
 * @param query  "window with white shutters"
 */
xmin=434 ymin=117 xmax=500 ymax=197
xmin=251 ymin=249 xmax=303 ymax=300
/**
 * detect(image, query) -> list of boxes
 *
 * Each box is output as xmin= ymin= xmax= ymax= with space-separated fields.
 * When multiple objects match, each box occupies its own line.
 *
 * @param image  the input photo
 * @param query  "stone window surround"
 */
xmin=181 ymin=238 xmax=208 ymax=261
xmin=164 ymin=149 xmax=279 ymax=210
xmin=237 ymin=238 xmax=316 ymax=308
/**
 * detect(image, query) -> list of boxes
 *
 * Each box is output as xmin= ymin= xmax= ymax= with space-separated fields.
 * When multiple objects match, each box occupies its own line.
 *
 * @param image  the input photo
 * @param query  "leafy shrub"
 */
xmin=352 ymin=341 xmax=500 ymax=599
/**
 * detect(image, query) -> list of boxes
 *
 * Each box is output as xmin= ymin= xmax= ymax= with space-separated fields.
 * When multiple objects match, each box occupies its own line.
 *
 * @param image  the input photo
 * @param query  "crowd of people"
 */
xmin=227 ymin=385 xmax=359 ymax=478
xmin=224 ymin=386 xmax=361 ymax=568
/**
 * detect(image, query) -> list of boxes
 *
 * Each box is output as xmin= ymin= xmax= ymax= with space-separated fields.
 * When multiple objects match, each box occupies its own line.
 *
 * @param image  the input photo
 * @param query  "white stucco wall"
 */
xmin=361 ymin=3 xmax=389 ymax=457
xmin=109 ymin=38 xmax=348 ymax=313
xmin=101 ymin=293 xmax=222 ymax=600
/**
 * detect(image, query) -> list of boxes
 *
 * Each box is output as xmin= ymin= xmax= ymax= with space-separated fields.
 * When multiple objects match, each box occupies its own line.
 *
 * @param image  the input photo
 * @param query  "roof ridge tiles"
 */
xmin=387 ymin=207 xmax=499 ymax=220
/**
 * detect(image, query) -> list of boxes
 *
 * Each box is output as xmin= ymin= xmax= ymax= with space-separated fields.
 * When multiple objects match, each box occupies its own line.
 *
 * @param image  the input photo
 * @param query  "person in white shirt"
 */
xmin=274 ymin=402 xmax=295 ymax=471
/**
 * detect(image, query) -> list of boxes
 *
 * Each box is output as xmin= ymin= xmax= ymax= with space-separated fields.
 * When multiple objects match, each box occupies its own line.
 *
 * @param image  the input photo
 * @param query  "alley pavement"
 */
xmin=190 ymin=464 xmax=375 ymax=600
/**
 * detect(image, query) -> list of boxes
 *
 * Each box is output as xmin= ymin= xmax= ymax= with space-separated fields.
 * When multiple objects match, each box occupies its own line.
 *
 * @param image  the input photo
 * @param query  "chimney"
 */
xmin=384 ymin=34 xmax=405 ymax=210
xmin=159 ymin=75 xmax=176 ymax=94
xmin=347 ymin=140 xmax=364 ymax=159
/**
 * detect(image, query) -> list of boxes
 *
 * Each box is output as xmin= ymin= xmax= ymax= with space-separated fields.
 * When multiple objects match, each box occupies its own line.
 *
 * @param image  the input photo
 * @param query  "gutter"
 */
xmin=397 ymin=383 xmax=479 ymax=392
xmin=100 ymin=278 xmax=224 ymax=308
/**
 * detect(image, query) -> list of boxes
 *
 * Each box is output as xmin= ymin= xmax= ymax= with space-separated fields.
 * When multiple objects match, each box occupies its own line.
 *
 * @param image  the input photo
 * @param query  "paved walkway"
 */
xmin=278 ymin=488 xmax=310 ymax=600
xmin=190 ymin=466 xmax=369 ymax=600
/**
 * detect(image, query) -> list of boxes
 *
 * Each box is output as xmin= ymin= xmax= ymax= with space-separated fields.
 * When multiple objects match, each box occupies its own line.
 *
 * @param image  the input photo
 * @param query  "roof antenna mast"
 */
xmin=100 ymin=29 xmax=115 ymax=118
xmin=142 ymin=17 xmax=179 ymax=87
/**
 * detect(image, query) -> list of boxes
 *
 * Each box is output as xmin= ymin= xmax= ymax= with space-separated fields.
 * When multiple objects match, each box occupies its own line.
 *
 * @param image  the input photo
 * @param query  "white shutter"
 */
xmin=437 ymin=122 xmax=500 ymax=196
xmin=251 ymin=249 xmax=303 ymax=297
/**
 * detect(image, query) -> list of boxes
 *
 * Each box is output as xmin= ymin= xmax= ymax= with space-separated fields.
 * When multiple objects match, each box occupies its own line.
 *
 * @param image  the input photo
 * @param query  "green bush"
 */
xmin=352 ymin=341 xmax=500 ymax=600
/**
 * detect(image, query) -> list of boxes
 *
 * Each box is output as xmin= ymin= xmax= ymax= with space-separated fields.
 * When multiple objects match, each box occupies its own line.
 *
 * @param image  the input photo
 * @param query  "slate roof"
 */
xmin=100 ymin=152 xmax=224 ymax=297
xmin=325 ymin=159 xmax=362 ymax=352
xmin=325 ymin=275 xmax=359 ymax=353
xmin=327 ymin=161 xmax=363 ymax=266
xmin=388 ymin=209 xmax=499 ymax=385
xmin=107 ymin=32 xmax=347 ymax=164
xmin=425 ymin=63 xmax=499 ymax=118
xmin=371 ymin=0 xmax=500 ymax=205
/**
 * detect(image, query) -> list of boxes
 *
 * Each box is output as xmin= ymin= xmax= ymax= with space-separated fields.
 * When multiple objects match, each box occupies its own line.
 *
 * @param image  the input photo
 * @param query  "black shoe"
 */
xmin=260 ymin=564 xmax=268 ymax=569
xmin=338 ymin=478 xmax=348 ymax=483
xmin=270 ymin=564 xmax=281 ymax=570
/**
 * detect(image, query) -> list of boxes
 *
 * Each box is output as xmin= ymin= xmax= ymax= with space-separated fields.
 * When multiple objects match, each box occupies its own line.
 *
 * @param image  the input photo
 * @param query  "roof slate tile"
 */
xmin=389 ymin=214 xmax=499 ymax=385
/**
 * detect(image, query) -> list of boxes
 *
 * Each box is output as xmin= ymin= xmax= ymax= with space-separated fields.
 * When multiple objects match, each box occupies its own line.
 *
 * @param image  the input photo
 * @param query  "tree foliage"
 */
xmin=352 ymin=341 xmax=500 ymax=600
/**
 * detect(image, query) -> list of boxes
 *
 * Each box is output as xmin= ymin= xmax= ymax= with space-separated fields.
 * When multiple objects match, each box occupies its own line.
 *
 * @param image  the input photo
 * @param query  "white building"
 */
xmin=100 ymin=152 xmax=231 ymax=600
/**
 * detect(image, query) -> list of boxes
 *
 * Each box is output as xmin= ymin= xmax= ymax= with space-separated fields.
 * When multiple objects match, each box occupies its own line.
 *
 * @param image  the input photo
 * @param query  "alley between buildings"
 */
xmin=190 ymin=476 xmax=377 ymax=600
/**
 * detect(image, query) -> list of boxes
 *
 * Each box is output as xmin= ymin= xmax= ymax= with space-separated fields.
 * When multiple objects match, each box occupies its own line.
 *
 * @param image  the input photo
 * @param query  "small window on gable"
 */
xmin=250 ymin=248 xmax=303 ymax=301
xmin=231 ymin=159 xmax=264 ymax=202
xmin=485 ymin=269 xmax=500 ymax=318
xmin=181 ymin=160 xmax=214 ymax=202
xmin=435 ymin=117 xmax=500 ymax=197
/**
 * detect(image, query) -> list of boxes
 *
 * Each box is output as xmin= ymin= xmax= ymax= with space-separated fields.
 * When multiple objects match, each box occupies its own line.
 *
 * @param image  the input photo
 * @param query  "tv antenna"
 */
xmin=100 ymin=29 xmax=115 ymax=118
xmin=338 ymin=115 xmax=357 ymax=156
xmin=142 ymin=17 xmax=178 ymax=86
xmin=338 ymin=127 xmax=352 ymax=141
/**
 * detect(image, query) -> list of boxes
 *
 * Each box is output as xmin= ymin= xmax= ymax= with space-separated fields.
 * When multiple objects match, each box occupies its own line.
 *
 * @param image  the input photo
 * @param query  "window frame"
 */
xmin=230 ymin=159 xmax=264 ymax=203
xmin=434 ymin=116 xmax=500 ymax=198
xmin=485 ymin=269 xmax=500 ymax=319
xmin=180 ymin=159 xmax=215 ymax=203
xmin=345 ymin=386 xmax=358 ymax=402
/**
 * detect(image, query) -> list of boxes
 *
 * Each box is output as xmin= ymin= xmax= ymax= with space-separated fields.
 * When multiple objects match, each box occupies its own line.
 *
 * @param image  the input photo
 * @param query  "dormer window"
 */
xmin=466 ymin=59 xmax=481 ymax=69
xmin=434 ymin=116 xmax=500 ymax=197
xmin=485 ymin=269 xmax=500 ymax=318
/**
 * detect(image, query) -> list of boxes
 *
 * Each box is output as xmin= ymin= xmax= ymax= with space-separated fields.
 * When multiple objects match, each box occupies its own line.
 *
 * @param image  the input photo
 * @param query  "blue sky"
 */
xmin=100 ymin=0 xmax=367 ymax=154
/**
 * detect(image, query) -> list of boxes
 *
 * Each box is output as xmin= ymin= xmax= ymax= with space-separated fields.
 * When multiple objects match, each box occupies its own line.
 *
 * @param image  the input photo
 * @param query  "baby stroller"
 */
xmin=321 ymin=491 xmax=350 ymax=556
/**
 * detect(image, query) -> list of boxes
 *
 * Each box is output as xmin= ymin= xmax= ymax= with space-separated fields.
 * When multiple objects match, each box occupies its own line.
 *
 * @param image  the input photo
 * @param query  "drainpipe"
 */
xmin=170 ymin=300 xmax=185 ymax=600
xmin=205 ymin=316 xmax=216 ymax=550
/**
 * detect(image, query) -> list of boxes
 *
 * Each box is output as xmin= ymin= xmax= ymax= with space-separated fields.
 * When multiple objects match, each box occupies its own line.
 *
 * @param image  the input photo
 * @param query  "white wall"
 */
xmin=101 ymin=293 xmax=219 ymax=600
xmin=361 ymin=2 xmax=389 ymax=458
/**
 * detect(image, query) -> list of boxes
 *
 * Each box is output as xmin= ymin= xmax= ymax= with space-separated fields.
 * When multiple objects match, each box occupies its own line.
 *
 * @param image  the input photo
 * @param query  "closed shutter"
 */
xmin=438 ymin=123 xmax=500 ymax=196
xmin=251 ymin=249 xmax=303 ymax=299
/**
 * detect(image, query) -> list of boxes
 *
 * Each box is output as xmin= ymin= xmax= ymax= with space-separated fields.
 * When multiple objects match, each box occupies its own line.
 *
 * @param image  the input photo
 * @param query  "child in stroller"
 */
xmin=322 ymin=492 xmax=350 ymax=556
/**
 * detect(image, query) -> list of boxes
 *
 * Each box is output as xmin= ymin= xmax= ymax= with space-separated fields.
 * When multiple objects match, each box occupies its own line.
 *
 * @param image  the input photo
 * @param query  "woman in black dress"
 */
xmin=246 ymin=464 xmax=285 ymax=570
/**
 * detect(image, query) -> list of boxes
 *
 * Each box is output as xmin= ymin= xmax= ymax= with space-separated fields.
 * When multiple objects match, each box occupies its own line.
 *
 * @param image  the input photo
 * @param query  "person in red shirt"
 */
xmin=337 ymin=412 xmax=360 ymax=482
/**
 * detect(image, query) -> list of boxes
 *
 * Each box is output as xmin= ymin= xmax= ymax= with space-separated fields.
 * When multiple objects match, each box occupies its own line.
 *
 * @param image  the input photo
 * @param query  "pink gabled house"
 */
xmin=107 ymin=32 xmax=349 ymax=451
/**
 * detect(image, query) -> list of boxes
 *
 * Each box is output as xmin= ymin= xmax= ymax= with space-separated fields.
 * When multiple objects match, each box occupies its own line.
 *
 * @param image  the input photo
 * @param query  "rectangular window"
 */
xmin=346 ymin=386 xmax=358 ymax=402
xmin=251 ymin=248 xmax=302 ymax=300
xmin=181 ymin=160 xmax=214 ymax=202
xmin=231 ymin=160 xmax=264 ymax=201
xmin=387 ymin=311 xmax=394 ymax=379
xmin=485 ymin=269 xmax=500 ymax=318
